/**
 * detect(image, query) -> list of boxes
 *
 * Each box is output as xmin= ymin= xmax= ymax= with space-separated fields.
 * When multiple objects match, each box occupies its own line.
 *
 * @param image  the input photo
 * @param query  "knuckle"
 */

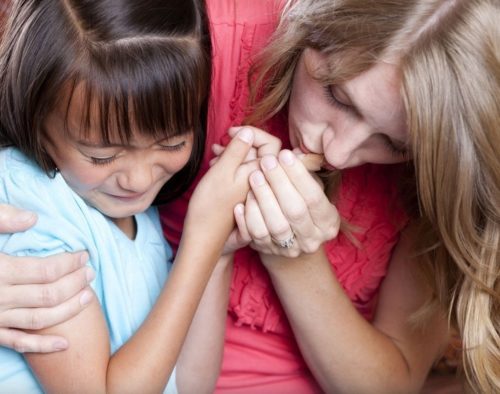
xmin=250 ymin=230 xmax=269 ymax=243
xmin=13 ymin=339 xmax=29 ymax=353
xmin=270 ymin=223 xmax=291 ymax=238
xmin=39 ymin=262 xmax=56 ymax=283
xmin=305 ymin=194 xmax=324 ymax=208
xmin=29 ymin=310 xmax=44 ymax=330
xmin=303 ymin=241 xmax=321 ymax=254
xmin=270 ymin=136 xmax=281 ymax=147
xmin=327 ymin=224 xmax=340 ymax=240
xmin=39 ymin=286 xmax=57 ymax=307
xmin=287 ymin=206 xmax=308 ymax=223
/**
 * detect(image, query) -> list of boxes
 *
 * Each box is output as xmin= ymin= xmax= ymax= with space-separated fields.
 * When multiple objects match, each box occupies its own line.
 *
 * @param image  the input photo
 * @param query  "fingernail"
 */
xmin=280 ymin=150 xmax=295 ymax=166
xmin=53 ymin=340 xmax=68 ymax=351
xmin=80 ymin=290 xmax=93 ymax=306
xmin=250 ymin=171 xmax=265 ymax=186
xmin=12 ymin=211 xmax=36 ymax=224
xmin=237 ymin=128 xmax=253 ymax=144
xmin=234 ymin=204 xmax=244 ymax=216
xmin=86 ymin=267 xmax=95 ymax=283
xmin=80 ymin=252 xmax=89 ymax=266
xmin=261 ymin=155 xmax=278 ymax=171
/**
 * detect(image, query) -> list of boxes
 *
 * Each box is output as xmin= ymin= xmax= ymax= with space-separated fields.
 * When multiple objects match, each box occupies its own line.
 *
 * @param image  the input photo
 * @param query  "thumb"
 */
xmin=0 ymin=204 xmax=37 ymax=233
xmin=215 ymin=128 xmax=254 ymax=169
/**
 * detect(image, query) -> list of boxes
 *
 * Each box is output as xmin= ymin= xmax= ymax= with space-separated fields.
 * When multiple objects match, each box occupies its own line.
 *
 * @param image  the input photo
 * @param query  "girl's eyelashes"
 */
xmin=90 ymin=155 xmax=117 ymax=166
xmin=158 ymin=140 xmax=186 ymax=151
xmin=86 ymin=139 xmax=187 ymax=165
xmin=322 ymin=85 xmax=353 ymax=113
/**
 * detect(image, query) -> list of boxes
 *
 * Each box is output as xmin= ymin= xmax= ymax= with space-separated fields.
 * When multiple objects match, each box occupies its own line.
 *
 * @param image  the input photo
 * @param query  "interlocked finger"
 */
xmin=243 ymin=190 xmax=273 ymax=250
xmin=258 ymin=155 xmax=317 ymax=241
xmin=249 ymin=170 xmax=296 ymax=242
xmin=278 ymin=150 xmax=341 ymax=241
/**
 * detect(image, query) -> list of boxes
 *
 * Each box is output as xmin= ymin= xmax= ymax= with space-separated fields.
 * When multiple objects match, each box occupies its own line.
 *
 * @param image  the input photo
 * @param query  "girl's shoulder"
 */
xmin=0 ymin=147 xmax=46 ymax=180
xmin=0 ymin=147 xmax=81 ymax=216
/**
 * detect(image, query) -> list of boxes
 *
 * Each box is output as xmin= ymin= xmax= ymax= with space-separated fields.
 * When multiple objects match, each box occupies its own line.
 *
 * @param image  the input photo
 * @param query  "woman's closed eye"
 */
xmin=379 ymin=134 xmax=410 ymax=159
xmin=323 ymin=85 xmax=354 ymax=113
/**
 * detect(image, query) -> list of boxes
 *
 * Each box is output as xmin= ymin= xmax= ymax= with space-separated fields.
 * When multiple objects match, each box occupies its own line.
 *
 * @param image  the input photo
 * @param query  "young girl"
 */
xmin=0 ymin=0 xmax=257 ymax=392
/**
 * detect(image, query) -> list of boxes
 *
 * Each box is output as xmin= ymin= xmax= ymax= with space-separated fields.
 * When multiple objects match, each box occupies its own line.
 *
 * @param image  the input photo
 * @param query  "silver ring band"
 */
xmin=271 ymin=232 xmax=296 ymax=249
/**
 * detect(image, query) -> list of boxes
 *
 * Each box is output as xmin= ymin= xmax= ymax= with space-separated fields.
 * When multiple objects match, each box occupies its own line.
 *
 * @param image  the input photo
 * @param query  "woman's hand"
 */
xmin=235 ymin=149 xmax=340 ymax=257
xmin=0 ymin=204 xmax=94 ymax=353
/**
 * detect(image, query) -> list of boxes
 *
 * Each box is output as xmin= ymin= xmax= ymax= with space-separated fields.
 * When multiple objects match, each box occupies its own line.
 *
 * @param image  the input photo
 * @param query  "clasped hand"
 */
xmin=214 ymin=126 xmax=341 ymax=257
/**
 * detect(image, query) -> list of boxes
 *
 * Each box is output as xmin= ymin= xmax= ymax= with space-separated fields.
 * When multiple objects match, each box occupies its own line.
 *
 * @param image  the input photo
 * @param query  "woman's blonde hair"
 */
xmin=248 ymin=0 xmax=500 ymax=392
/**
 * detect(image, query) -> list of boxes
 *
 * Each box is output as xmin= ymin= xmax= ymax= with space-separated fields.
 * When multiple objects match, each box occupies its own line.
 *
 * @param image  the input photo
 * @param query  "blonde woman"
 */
xmin=221 ymin=0 xmax=499 ymax=392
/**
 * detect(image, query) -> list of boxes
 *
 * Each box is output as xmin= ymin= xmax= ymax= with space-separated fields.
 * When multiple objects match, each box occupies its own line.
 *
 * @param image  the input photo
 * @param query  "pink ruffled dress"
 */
xmin=159 ymin=1 xmax=408 ymax=392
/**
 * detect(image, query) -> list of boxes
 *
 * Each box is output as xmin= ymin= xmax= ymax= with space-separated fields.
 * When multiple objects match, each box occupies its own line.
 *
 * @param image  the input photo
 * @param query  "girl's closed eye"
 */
xmin=90 ymin=155 xmax=117 ymax=166
xmin=158 ymin=140 xmax=187 ymax=152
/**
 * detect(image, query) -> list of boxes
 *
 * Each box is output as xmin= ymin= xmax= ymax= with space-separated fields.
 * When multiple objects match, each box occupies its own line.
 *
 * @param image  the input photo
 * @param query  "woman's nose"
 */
xmin=322 ymin=127 xmax=369 ymax=169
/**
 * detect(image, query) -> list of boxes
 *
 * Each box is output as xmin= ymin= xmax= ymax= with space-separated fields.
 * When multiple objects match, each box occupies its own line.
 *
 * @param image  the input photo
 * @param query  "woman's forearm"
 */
xmin=263 ymin=245 xmax=448 ymax=393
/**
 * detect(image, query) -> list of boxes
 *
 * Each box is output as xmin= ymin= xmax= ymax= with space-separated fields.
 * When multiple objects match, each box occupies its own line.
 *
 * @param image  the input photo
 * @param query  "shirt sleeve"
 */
xmin=0 ymin=149 xmax=99 ymax=267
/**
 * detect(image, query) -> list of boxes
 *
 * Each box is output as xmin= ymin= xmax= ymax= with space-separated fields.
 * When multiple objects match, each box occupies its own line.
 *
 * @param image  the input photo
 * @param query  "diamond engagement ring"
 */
xmin=271 ymin=232 xmax=296 ymax=249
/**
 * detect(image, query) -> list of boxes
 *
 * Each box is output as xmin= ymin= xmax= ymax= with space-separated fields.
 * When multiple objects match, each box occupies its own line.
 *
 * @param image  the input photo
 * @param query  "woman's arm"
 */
xmin=261 ymin=228 xmax=450 ymax=393
xmin=25 ymin=128 xmax=258 ymax=393
xmin=0 ymin=204 xmax=93 ymax=353
xmin=237 ymin=151 xmax=450 ymax=392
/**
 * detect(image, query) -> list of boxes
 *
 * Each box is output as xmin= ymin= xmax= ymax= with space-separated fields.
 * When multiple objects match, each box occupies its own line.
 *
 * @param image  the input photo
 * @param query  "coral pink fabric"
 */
xmin=159 ymin=1 xmax=408 ymax=392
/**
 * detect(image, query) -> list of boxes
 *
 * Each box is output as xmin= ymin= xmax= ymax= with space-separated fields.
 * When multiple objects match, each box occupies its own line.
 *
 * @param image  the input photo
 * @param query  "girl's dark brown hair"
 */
xmin=0 ymin=0 xmax=211 ymax=204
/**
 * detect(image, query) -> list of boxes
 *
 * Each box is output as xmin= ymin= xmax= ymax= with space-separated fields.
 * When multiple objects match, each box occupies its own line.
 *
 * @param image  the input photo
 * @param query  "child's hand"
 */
xmin=184 ymin=128 xmax=260 ymax=250
xmin=209 ymin=126 xmax=282 ymax=167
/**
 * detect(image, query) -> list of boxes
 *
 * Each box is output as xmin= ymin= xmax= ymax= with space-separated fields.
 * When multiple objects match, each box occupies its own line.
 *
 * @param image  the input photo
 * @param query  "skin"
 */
xmin=228 ymin=48 xmax=412 ymax=255
xmin=0 ymin=70 xmax=261 ymax=392
xmin=0 ymin=46 xmax=448 ymax=391
xmin=24 ymin=116 xmax=259 ymax=394
xmin=230 ymin=48 xmax=449 ymax=392
xmin=288 ymin=48 xmax=410 ymax=168
xmin=43 ymin=86 xmax=193 ymax=237
xmin=0 ymin=204 xmax=92 ymax=352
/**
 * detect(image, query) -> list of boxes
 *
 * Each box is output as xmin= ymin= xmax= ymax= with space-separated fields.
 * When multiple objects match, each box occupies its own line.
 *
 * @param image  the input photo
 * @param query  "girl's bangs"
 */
xmin=65 ymin=40 xmax=209 ymax=143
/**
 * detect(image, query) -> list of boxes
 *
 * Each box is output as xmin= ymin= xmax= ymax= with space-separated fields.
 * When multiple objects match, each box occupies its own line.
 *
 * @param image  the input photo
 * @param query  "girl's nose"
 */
xmin=118 ymin=161 xmax=154 ymax=194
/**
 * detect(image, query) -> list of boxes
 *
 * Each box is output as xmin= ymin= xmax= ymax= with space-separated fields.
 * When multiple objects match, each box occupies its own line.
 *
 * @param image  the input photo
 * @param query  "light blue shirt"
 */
xmin=0 ymin=148 xmax=177 ymax=393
